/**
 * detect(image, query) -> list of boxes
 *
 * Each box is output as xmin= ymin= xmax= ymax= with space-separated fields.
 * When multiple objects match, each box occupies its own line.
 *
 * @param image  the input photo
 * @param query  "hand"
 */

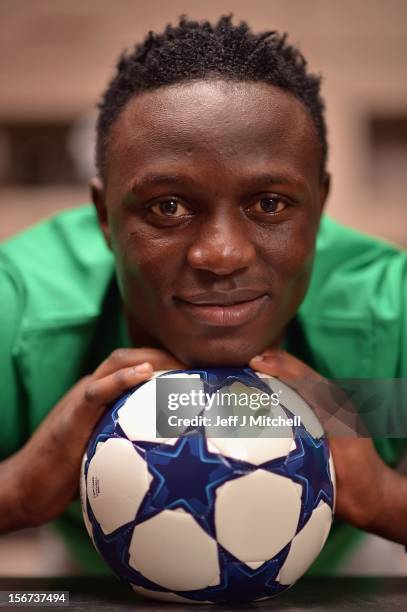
xmin=6 ymin=348 xmax=184 ymax=531
xmin=249 ymin=349 xmax=406 ymax=540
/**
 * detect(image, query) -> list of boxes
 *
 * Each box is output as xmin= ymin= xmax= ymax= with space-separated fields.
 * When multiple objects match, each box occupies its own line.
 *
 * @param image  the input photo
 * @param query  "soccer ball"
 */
xmin=80 ymin=368 xmax=335 ymax=604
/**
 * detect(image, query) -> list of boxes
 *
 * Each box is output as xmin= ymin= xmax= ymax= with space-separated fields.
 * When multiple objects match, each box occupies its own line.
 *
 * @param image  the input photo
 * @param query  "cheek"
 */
xmin=110 ymin=225 xmax=178 ymax=310
xmin=259 ymin=220 xmax=317 ymax=303
xmin=280 ymin=236 xmax=314 ymax=282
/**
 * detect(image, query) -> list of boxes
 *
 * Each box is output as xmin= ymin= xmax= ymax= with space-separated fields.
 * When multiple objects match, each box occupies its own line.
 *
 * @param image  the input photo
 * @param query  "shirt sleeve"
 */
xmin=375 ymin=250 xmax=407 ymax=468
xmin=0 ymin=253 xmax=28 ymax=460
xmin=398 ymin=252 xmax=407 ymax=379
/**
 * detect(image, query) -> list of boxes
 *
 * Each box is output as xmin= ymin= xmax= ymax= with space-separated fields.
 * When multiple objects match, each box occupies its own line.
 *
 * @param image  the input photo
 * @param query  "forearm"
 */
xmin=0 ymin=454 xmax=27 ymax=534
xmin=365 ymin=463 xmax=407 ymax=545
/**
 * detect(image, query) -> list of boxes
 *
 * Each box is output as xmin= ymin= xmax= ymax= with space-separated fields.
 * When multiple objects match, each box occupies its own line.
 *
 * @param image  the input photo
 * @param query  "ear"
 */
xmin=319 ymin=171 xmax=330 ymax=216
xmin=89 ymin=176 xmax=112 ymax=250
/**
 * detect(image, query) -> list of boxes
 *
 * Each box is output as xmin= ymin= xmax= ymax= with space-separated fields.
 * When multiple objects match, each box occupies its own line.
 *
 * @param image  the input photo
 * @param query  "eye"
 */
xmin=248 ymin=196 xmax=288 ymax=215
xmin=149 ymin=198 xmax=191 ymax=218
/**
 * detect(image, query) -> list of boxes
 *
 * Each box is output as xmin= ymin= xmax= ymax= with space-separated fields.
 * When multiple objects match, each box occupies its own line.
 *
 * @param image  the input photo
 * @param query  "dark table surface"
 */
xmin=0 ymin=577 xmax=407 ymax=611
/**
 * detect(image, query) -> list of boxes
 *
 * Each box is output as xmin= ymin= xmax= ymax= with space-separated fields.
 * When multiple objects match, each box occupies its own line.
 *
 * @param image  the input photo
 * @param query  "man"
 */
xmin=0 ymin=15 xmax=406 ymax=575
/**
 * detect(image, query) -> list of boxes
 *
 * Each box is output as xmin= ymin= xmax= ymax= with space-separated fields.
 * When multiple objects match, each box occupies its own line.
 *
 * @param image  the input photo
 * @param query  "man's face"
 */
xmin=92 ymin=80 xmax=328 ymax=367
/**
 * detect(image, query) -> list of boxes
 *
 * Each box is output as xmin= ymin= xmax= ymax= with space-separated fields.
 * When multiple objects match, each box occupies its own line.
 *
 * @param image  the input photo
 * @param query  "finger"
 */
xmin=94 ymin=348 xmax=184 ymax=379
xmin=250 ymin=350 xmax=322 ymax=380
xmin=81 ymin=363 xmax=153 ymax=412
xmin=250 ymin=354 xmax=361 ymax=436
xmin=250 ymin=354 xmax=301 ymax=380
xmin=250 ymin=353 xmax=323 ymax=416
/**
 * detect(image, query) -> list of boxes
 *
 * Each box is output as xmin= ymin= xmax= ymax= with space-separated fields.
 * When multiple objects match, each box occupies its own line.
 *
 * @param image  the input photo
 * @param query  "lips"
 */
xmin=174 ymin=290 xmax=270 ymax=327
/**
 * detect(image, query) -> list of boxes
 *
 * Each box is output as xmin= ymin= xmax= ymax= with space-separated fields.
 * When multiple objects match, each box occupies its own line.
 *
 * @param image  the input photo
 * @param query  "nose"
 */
xmin=186 ymin=211 xmax=256 ymax=275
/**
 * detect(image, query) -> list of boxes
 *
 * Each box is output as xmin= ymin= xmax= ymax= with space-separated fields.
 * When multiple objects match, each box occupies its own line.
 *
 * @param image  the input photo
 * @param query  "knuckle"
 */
xmin=110 ymin=348 xmax=128 ymax=365
xmin=113 ymin=368 xmax=130 ymax=386
xmin=84 ymin=382 xmax=99 ymax=404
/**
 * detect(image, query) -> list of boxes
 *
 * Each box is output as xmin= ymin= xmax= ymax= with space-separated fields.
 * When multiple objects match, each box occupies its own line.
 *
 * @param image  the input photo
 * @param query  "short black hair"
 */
xmin=96 ymin=14 xmax=327 ymax=179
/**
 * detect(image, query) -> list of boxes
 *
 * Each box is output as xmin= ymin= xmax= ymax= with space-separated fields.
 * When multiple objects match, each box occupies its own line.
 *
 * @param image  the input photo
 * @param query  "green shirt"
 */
xmin=1 ymin=204 xmax=406 ymax=575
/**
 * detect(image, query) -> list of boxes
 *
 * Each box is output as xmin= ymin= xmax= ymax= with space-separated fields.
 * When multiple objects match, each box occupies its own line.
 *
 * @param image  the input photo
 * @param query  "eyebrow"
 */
xmin=130 ymin=171 xmax=308 ymax=193
xmin=236 ymin=172 xmax=307 ymax=191
xmin=130 ymin=174 xmax=194 ymax=191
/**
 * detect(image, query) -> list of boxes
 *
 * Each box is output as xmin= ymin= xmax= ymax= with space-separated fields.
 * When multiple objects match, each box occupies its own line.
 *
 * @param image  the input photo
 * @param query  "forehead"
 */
xmin=106 ymin=80 xmax=322 ymax=187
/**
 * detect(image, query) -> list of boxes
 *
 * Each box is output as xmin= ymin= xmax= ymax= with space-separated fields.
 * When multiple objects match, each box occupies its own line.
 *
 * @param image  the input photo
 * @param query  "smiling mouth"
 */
xmin=174 ymin=294 xmax=270 ymax=327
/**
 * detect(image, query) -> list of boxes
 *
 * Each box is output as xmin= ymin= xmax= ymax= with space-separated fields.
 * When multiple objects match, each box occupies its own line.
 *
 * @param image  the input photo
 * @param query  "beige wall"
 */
xmin=1 ymin=0 xmax=406 ymax=244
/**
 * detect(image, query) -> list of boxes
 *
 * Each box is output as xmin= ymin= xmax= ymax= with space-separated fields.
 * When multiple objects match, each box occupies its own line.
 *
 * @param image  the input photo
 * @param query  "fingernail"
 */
xmin=250 ymin=355 xmax=264 ymax=362
xmin=134 ymin=362 xmax=153 ymax=372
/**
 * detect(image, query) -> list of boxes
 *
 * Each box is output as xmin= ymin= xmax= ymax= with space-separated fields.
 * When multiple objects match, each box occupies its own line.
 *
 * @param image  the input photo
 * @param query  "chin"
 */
xmin=176 ymin=340 xmax=261 ymax=369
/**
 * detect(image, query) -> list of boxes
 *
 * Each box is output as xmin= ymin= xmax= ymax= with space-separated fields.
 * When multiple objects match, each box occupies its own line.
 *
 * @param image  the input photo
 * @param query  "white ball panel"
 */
xmin=245 ymin=561 xmax=264 ymax=570
xmin=157 ymin=372 xmax=203 ymax=380
xmin=205 ymin=379 xmax=293 ymax=464
xmin=87 ymin=438 xmax=151 ymax=535
xmin=151 ymin=370 xmax=173 ymax=378
xmin=206 ymin=439 xmax=223 ymax=454
xmin=129 ymin=509 xmax=219 ymax=591
xmin=215 ymin=470 xmax=301 ymax=561
xmin=254 ymin=373 xmax=324 ymax=439
xmin=117 ymin=379 xmax=169 ymax=444
xmin=131 ymin=585 xmax=210 ymax=604
xmin=207 ymin=436 xmax=293 ymax=466
xmin=118 ymin=373 xmax=203 ymax=444
xmin=278 ymin=500 xmax=333 ymax=585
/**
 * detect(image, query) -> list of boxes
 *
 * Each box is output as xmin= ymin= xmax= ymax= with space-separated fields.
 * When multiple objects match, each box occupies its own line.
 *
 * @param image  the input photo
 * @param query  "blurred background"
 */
xmin=1 ymin=0 xmax=406 ymax=577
